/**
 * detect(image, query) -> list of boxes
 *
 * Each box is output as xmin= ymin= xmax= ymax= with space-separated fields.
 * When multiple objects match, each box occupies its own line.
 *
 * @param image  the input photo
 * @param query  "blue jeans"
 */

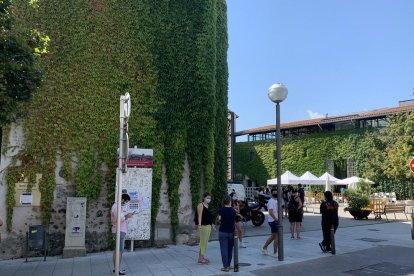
xmin=112 ymin=232 xmax=126 ymax=252
xmin=219 ymin=231 xmax=234 ymax=268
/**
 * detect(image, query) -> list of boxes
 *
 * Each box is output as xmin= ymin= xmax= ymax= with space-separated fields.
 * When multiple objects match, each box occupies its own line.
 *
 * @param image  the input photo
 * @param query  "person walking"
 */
xmin=288 ymin=189 xmax=303 ymax=239
xmin=282 ymin=185 xmax=292 ymax=218
xmin=196 ymin=192 xmax=216 ymax=264
xmin=319 ymin=191 xmax=339 ymax=254
xmin=233 ymin=199 xmax=246 ymax=248
xmin=262 ymin=188 xmax=279 ymax=258
xmin=217 ymin=195 xmax=236 ymax=272
xmin=111 ymin=194 xmax=133 ymax=275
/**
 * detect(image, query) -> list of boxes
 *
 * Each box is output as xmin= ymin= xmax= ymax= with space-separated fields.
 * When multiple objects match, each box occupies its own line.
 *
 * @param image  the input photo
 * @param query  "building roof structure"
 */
xmin=235 ymin=100 xmax=414 ymax=140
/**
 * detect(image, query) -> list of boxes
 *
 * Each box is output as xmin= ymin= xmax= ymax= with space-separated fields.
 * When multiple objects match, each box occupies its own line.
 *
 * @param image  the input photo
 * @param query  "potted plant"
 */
xmin=343 ymin=189 xmax=371 ymax=219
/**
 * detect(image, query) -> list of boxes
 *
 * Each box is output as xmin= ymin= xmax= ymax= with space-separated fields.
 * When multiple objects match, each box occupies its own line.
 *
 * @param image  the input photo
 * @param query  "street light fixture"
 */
xmin=267 ymin=83 xmax=288 ymax=261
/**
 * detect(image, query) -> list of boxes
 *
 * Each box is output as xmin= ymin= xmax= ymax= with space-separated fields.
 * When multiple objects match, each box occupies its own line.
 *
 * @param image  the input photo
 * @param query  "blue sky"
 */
xmin=227 ymin=0 xmax=414 ymax=132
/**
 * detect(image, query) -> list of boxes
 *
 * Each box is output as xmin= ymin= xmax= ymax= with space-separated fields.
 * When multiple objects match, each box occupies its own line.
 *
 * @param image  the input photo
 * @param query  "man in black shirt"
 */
xmin=319 ymin=191 xmax=338 ymax=254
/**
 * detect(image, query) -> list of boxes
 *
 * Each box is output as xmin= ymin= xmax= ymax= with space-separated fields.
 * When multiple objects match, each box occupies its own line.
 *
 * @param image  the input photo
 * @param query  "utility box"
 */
xmin=63 ymin=197 xmax=87 ymax=258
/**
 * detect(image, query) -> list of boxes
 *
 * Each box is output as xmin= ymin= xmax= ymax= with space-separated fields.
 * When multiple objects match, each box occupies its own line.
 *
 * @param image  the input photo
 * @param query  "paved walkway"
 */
xmin=0 ymin=216 xmax=413 ymax=276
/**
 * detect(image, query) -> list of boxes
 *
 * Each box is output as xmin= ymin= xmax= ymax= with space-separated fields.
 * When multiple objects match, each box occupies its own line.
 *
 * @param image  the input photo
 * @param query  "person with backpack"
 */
xmin=195 ymin=192 xmax=216 ymax=264
xmin=288 ymin=189 xmax=303 ymax=239
xmin=319 ymin=191 xmax=339 ymax=254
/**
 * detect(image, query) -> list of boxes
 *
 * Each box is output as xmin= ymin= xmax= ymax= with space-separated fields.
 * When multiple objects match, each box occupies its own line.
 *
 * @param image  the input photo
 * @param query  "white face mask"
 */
xmin=204 ymin=198 xmax=211 ymax=204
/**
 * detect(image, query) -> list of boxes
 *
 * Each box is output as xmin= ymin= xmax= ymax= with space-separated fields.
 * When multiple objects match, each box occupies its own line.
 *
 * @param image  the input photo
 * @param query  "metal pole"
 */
xmin=230 ymin=111 xmax=236 ymax=182
xmin=115 ymin=96 xmax=124 ymax=276
xmin=276 ymin=102 xmax=284 ymax=261
xmin=411 ymin=209 xmax=413 ymax=240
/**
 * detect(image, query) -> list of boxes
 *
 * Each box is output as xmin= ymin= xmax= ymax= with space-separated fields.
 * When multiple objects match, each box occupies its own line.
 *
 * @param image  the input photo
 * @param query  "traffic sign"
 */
xmin=410 ymin=158 xmax=414 ymax=173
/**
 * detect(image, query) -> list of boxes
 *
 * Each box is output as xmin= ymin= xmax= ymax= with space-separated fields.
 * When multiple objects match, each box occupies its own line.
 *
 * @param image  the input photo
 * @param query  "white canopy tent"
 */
xmin=318 ymin=172 xmax=340 ymax=191
xmin=336 ymin=176 xmax=374 ymax=189
xmin=299 ymin=171 xmax=325 ymax=185
xmin=267 ymin=170 xmax=302 ymax=185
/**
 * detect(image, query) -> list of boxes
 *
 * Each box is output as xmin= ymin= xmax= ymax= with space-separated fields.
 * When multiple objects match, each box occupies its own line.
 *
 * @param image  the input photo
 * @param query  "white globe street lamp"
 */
xmin=268 ymin=83 xmax=288 ymax=261
xmin=268 ymin=83 xmax=288 ymax=103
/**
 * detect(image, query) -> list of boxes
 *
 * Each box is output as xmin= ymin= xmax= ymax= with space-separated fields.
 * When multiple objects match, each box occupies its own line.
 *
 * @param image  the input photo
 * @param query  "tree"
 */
xmin=0 ymin=0 xmax=43 ymax=126
xmin=357 ymin=113 xmax=414 ymax=199
xmin=382 ymin=113 xmax=414 ymax=199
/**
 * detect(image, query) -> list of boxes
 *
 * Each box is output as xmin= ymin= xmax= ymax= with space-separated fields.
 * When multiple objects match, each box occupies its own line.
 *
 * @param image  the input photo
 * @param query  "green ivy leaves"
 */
xmin=6 ymin=0 xmax=229 ymax=241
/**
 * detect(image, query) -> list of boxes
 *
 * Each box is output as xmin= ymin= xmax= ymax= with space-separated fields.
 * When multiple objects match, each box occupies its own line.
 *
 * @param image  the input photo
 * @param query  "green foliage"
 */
xmin=234 ymin=130 xmax=362 ymax=186
xmin=211 ymin=0 xmax=229 ymax=212
xmin=356 ymin=181 xmax=372 ymax=196
xmin=356 ymin=113 xmax=414 ymax=199
xmin=0 ymin=0 xmax=43 ymax=126
xmin=343 ymin=189 xmax=370 ymax=211
xmin=5 ymin=0 xmax=229 ymax=240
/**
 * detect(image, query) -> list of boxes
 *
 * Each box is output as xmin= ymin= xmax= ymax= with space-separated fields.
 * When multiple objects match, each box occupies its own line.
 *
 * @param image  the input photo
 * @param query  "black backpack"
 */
xmin=194 ymin=210 xmax=198 ymax=225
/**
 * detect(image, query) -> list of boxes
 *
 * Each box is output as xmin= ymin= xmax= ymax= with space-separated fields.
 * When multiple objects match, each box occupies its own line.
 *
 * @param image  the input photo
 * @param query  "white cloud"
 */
xmin=306 ymin=110 xmax=325 ymax=119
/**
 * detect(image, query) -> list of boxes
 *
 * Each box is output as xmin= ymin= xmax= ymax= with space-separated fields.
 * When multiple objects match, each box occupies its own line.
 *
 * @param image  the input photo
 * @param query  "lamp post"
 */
xmin=115 ymin=93 xmax=131 ymax=276
xmin=268 ymin=83 xmax=288 ymax=261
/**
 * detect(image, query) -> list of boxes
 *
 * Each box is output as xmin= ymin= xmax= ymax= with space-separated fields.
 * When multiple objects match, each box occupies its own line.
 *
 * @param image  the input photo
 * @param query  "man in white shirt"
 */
xmin=111 ymin=194 xmax=133 ymax=275
xmin=262 ymin=188 xmax=278 ymax=258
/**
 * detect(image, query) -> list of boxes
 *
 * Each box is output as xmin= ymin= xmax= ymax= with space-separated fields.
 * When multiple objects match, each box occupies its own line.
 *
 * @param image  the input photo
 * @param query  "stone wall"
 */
xmin=0 ymin=125 xmax=197 ymax=260
xmin=155 ymin=157 xmax=198 ymax=245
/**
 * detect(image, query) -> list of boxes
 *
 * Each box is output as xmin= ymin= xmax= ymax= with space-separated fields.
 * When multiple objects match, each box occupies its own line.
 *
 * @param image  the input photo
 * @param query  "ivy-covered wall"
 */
xmin=3 ymin=0 xmax=228 ymax=246
xmin=234 ymin=130 xmax=365 ymax=186
xmin=234 ymin=125 xmax=413 ymax=200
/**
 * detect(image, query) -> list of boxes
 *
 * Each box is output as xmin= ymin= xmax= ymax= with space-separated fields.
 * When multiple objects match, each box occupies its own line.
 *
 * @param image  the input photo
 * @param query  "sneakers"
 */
xmin=318 ymin=243 xmax=327 ymax=253
xmin=261 ymin=248 xmax=269 ymax=255
xmin=239 ymin=242 xmax=247 ymax=248
xmin=113 ymin=269 xmax=126 ymax=275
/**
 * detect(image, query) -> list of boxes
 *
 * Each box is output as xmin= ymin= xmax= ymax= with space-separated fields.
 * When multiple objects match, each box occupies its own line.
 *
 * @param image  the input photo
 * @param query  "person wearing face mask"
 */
xmin=196 ymin=192 xmax=216 ymax=264
xmin=262 ymin=188 xmax=279 ymax=258
xmin=111 ymin=193 xmax=133 ymax=275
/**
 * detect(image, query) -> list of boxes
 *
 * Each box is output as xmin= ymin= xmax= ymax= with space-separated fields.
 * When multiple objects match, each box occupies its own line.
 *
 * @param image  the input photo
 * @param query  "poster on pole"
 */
xmin=115 ymin=148 xmax=153 ymax=240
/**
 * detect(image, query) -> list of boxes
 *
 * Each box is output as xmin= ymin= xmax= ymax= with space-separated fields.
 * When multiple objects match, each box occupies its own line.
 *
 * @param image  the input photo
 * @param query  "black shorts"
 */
xmin=288 ymin=212 xmax=303 ymax=223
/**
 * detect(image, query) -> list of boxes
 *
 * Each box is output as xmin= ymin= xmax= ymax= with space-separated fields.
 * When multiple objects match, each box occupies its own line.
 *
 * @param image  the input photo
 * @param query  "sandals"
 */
xmin=198 ymin=259 xmax=209 ymax=264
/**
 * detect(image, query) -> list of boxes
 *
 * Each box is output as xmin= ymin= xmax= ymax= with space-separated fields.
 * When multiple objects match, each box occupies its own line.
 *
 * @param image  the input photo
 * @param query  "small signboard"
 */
xmin=116 ymin=148 xmax=153 ymax=168
xmin=14 ymin=174 xmax=42 ymax=207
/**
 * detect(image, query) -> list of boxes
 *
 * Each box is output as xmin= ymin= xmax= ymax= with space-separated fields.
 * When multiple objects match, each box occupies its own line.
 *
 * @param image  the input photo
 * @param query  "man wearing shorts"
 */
xmin=262 ymin=188 xmax=278 ymax=258
xmin=111 ymin=194 xmax=132 ymax=275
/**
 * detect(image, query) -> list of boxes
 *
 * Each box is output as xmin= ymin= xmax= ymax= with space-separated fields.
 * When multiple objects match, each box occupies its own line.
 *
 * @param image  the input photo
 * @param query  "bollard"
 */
xmin=330 ymin=226 xmax=336 ymax=255
xmin=233 ymin=231 xmax=239 ymax=272
xmin=411 ymin=209 xmax=413 ymax=240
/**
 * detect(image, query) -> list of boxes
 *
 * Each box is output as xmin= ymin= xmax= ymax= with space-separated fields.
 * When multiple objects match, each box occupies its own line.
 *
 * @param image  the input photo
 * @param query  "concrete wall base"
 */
xmin=62 ymin=247 xmax=86 ymax=258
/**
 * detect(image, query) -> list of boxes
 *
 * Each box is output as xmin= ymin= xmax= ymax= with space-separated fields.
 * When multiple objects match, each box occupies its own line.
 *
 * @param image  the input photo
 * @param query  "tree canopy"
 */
xmin=0 ymin=0 xmax=43 ymax=126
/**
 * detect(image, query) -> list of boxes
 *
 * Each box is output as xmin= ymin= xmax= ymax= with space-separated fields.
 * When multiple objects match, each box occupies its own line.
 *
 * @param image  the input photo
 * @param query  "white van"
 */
xmin=227 ymin=183 xmax=246 ymax=201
